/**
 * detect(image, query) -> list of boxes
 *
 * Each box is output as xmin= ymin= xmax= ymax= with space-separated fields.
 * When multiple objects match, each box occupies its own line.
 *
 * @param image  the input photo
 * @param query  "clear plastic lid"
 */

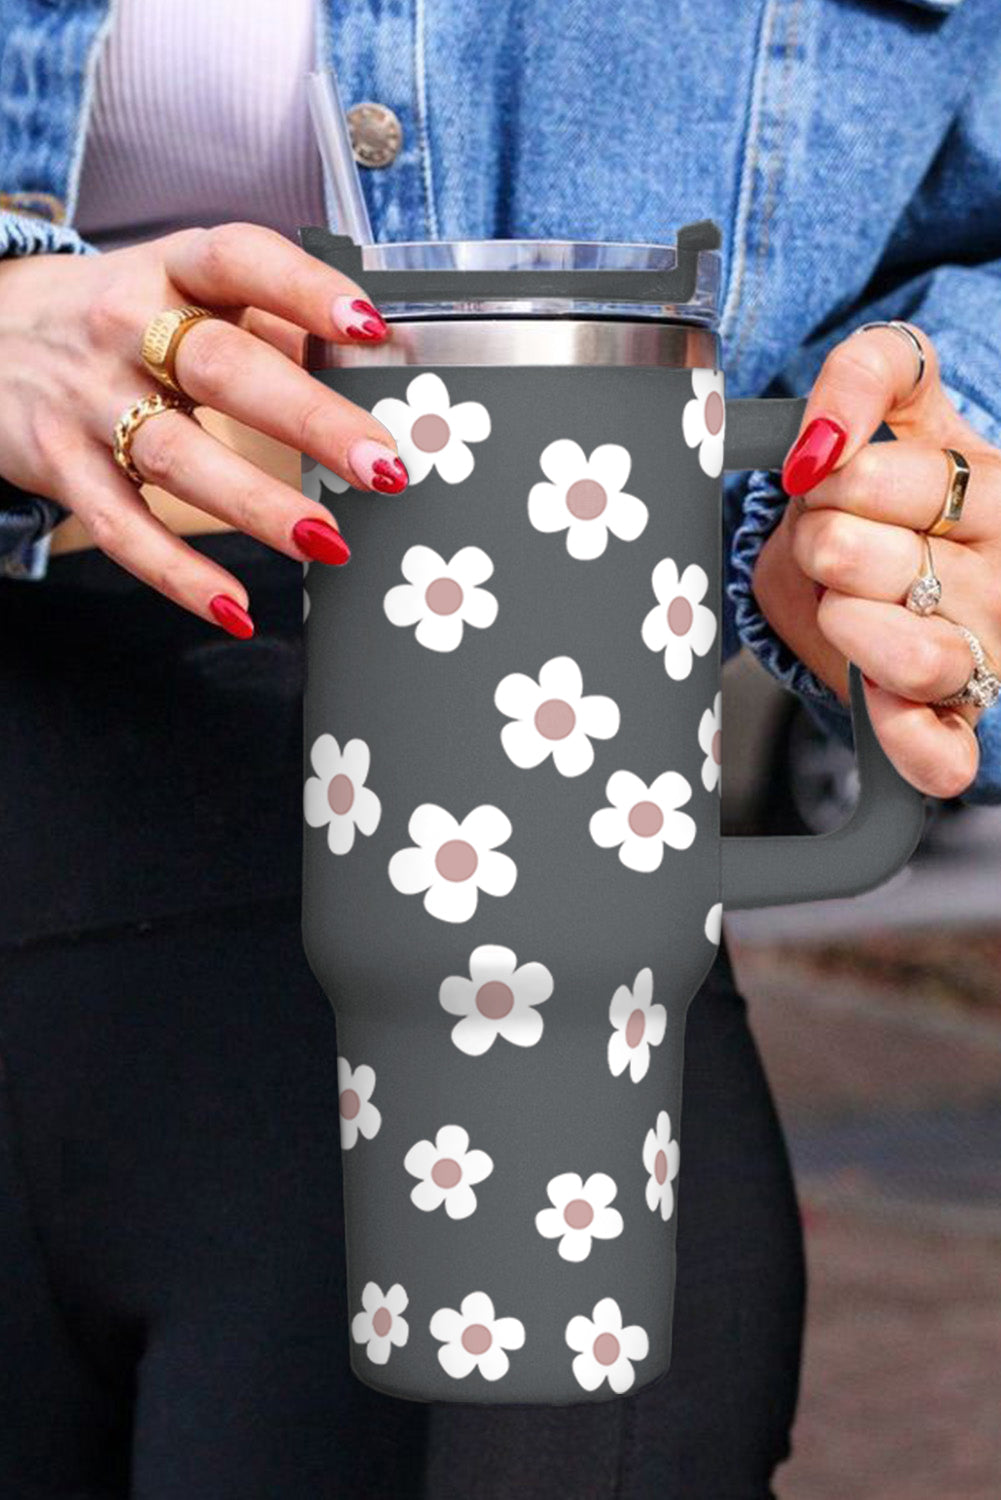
xmin=357 ymin=239 xmax=721 ymax=326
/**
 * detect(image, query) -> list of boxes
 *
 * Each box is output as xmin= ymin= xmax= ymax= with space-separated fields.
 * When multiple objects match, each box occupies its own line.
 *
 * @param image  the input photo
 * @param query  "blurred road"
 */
xmin=726 ymin=807 xmax=1001 ymax=1500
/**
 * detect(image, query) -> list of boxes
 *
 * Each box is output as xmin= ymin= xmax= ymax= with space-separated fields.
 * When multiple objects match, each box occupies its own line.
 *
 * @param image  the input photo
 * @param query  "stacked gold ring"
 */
xmin=140 ymin=304 xmax=215 ymax=396
xmin=927 ymin=448 xmax=971 ymax=536
xmin=112 ymin=391 xmax=195 ymax=486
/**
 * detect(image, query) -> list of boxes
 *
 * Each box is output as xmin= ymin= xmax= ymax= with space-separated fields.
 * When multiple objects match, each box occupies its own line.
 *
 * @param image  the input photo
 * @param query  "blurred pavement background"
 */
xmin=722 ymin=655 xmax=1001 ymax=1500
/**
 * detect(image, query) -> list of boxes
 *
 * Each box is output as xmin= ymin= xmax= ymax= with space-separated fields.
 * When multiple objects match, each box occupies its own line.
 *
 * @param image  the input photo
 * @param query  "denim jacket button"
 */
xmin=346 ymin=103 xmax=404 ymax=168
xmin=0 ymin=190 xmax=66 ymax=223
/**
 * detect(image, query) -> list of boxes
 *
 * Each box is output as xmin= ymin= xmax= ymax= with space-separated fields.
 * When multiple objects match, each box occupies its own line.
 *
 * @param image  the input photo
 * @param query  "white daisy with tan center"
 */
xmin=704 ymin=902 xmax=723 ymax=945
xmin=430 ymin=1291 xmax=526 ymax=1383
xmin=641 ymin=557 xmax=718 ymax=681
xmin=371 ymin=371 xmax=491 ymax=485
xmin=589 ymin=768 xmax=696 ymax=872
xmin=699 ymin=691 xmax=723 ymax=792
xmin=643 ymin=1110 xmax=681 ymax=1221
xmin=383 ymin=543 xmax=498 ymax=653
xmin=607 ymin=966 xmax=667 ymax=1082
xmin=494 ymin=654 xmax=620 ymax=777
xmin=304 ymin=735 xmax=382 ymax=855
xmin=565 ymin=1297 xmax=649 ymax=1395
xmin=404 ymin=1124 xmax=494 ymax=1220
xmin=388 ymin=802 xmax=517 ymax=923
xmin=351 ymin=1282 xmax=409 ymax=1366
xmin=527 ymin=439 xmax=649 ymax=560
xmin=300 ymin=452 xmax=350 ymax=502
xmin=439 ymin=943 xmax=553 ymax=1056
xmin=682 ymin=367 xmax=726 ymax=477
xmin=336 ymin=1058 xmax=381 ymax=1150
xmin=535 ymin=1171 xmax=624 ymax=1262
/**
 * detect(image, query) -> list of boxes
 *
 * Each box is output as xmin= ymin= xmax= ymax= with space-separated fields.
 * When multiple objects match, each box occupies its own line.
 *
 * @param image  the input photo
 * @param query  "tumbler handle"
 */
xmin=720 ymin=397 xmax=925 ymax=910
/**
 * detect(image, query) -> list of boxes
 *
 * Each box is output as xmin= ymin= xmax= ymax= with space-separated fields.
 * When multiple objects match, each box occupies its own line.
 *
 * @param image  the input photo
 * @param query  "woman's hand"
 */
xmin=0 ymin=223 xmax=407 ymax=636
xmin=752 ymin=323 xmax=1001 ymax=799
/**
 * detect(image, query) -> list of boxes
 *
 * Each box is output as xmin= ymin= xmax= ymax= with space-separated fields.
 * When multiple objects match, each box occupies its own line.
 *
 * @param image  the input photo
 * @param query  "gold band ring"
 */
xmin=927 ymin=448 xmax=971 ymax=537
xmin=112 ymin=392 xmax=195 ymax=486
xmin=140 ymin=305 xmax=215 ymax=396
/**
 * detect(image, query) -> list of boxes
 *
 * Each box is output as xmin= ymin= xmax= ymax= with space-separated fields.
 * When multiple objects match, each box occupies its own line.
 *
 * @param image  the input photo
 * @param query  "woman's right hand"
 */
xmin=0 ymin=222 xmax=408 ymax=636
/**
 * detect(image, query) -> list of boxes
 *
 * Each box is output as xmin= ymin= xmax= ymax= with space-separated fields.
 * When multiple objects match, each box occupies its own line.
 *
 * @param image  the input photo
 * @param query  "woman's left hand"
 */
xmin=751 ymin=322 xmax=1001 ymax=799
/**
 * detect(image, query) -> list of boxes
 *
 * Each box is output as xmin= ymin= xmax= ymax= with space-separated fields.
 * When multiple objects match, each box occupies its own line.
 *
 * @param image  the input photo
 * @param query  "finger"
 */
xmin=797 ymin=437 xmax=1000 ymax=543
xmin=62 ymin=442 xmax=256 ymax=634
xmin=238 ymin=306 xmax=308 ymax=365
xmin=817 ymin=592 xmax=983 ymax=704
xmin=792 ymin=510 xmax=999 ymax=645
xmin=126 ymin=407 xmax=352 ymax=565
xmin=781 ymin=323 xmax=965 ymax=495
xmin=110 ymin=322 xmax=406 ymax=493
xmin=860 ymin=678 xmax=979 ymax=800
xmin=163 ymin=224 xmax=389 ymax=346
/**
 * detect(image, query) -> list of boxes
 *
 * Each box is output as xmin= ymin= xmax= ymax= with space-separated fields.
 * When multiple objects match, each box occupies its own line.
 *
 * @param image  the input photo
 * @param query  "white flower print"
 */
xmin=404 ymin=1124 xmax=494 ymax=1220
xmin=566 ymin=1297 xmax=649 ymax=1395
xmin=439 ymin=944 xmax=553 ymax=1056
xmin=351 ymin=1282 xmax=409 ymax=1365
xmin=704 ymin=902 xmax=723 ymax=946
xmin=535 ymin=1172 xmax=623 ymax=1262
xmin=527 ymin=439 xmax=649 ymax=560
xmin=304 ymin=735 xmax=382 ymax=855
xmin=337 ymin=1058 xmax=381 ymax=1149
xmin=383 ymin=544 xmax=498 ymax=653
xmin=494 ymin=655 xmax=620 ymax=777
xmin=301 ymin=453 xmax=350 ymax=502
xmin=430 ymin=1291 xmax=525 ymax=1382
xmin=699 ymin=692 xmax=722 ymax=793
xmin=607 ymin=967 xmax=667 ymax=1082
xmin=643 ymin=1110 xmax=680 ymax=1221
xmin=682 ymin=368 xmax=726 ymax=478
xmin=389 ymin=803 xmax=517 ymax=923
xmin=589 ymin=769 xmax=696 ymax=872
xmin=641 ymin=558 xmax=718 ymax=682
xmin=371 ymin=372 xmax=490 ymax=486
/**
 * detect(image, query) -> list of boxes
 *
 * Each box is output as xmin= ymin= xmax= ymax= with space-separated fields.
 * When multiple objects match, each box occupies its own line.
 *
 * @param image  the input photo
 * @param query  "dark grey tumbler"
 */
xmin=298 ymin=225 xmax=924 ymax=1405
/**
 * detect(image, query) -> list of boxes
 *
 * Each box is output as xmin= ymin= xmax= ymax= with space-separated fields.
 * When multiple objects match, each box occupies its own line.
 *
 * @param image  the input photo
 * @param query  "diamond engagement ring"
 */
xmin=935 ymin=627 xmax=1001 ymax=712
xmin=905 ymin=533 xmax=942 ymax=617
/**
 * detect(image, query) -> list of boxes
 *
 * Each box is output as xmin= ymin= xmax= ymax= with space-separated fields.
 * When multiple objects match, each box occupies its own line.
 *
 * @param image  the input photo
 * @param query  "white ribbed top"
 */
xmin=75 ymin=0 xmax=327 ymax=249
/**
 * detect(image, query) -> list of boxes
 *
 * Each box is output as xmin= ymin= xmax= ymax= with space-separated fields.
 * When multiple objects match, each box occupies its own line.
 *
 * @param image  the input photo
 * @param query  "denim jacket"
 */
xmin=3 ymin=0 xmax=1001 ymax=800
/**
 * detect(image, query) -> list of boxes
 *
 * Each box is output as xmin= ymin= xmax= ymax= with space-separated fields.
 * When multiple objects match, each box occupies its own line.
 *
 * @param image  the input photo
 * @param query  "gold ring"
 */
xmin=927 ymin=448 xmax=971 ymax=536
xmin=140 ymin=305 xmax=215 ymax=396
xmin=112 ymin=392 xmax=195 ymax=486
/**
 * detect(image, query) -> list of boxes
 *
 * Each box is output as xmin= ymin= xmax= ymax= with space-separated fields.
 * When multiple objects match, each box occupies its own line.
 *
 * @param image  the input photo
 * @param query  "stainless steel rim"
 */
xmin=308 ymin=319 xmax=719 ymax=370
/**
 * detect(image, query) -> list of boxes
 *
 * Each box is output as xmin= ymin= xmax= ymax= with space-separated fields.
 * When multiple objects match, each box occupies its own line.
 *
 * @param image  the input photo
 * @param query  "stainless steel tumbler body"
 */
xmin=299 ymin=226 xmax=923 ymax=1404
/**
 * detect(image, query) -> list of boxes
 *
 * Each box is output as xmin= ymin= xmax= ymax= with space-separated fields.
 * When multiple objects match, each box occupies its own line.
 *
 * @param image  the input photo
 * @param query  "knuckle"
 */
xmin=824 ymin=341 xmax=892 ymax=403
xmin=132 ymin=412 xmax=184 ymax=486
xmin=812 ymin=513 xmax=859 ymax=581
xmin=193 ymin=222 xmax=246 ymax=281
xmin=293 ymin=395 xmax=337 ymax=460
xmin=83 ymin=282 xmax=135 ymax=349
xmin=84 ymin=498 xmax=124 ymax=555
xmin=899 ymin=635 xmax=947 ymax=700
xmin=180 ymin=323 xmax=240 ymax=399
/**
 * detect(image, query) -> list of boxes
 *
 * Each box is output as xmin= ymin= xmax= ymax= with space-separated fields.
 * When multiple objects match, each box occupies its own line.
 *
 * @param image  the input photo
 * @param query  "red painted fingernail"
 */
xmin=347 ymin=438 xmax=409 ymax=493
xmin=292 ymin=517 xmax=351 ymax=565
xmin=209 ymin=594 xmax=255 ymax=639
xmin=332 ymin=294 xmax=388 ymax=342
xmin=781 ymin=417 xmax=847 ymax=496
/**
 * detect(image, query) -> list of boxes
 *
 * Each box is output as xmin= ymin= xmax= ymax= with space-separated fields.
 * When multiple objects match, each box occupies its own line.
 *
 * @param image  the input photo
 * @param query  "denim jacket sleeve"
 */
xmin=0 ymin=210 xmax=95 ymax=579
xmin=727 ymin=67 xmax=1001 ymax=807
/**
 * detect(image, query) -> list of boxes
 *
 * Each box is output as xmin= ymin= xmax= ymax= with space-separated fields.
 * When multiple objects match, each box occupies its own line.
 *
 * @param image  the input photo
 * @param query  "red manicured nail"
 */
xmin=209 ymin=594 xmax=255 ymax=639
xmin=347 ymin=438 xmax=409 ymax=493
xmin=332 ymin=294 xmax=388 ymax=342
xmin=292 ymin=517 xmax=351 ymax=565
xmin=781 ymin=417 xmax=847 ymax=496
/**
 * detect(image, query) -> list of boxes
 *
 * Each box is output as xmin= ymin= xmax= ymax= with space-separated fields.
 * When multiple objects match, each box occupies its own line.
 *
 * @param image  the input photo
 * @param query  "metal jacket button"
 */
xmin=346 ymin=103 xmax=404 ymax=168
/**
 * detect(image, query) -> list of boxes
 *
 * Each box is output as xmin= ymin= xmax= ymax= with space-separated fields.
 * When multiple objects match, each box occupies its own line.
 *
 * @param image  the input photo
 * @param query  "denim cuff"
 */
xmin=0 ymin=212 xmax=90 ymax=579
xmin=727 ymin=469 xmax=853 ymax=747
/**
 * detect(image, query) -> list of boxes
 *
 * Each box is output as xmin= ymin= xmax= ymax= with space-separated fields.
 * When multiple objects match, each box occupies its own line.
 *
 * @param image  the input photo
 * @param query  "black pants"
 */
xmin=0 ymin=904 xmax=804 ymax=1499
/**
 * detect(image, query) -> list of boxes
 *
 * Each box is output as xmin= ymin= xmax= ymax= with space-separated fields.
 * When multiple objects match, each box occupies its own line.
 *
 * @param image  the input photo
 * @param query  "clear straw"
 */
xmin=306 ymin=70 xmax=374 ymax=246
